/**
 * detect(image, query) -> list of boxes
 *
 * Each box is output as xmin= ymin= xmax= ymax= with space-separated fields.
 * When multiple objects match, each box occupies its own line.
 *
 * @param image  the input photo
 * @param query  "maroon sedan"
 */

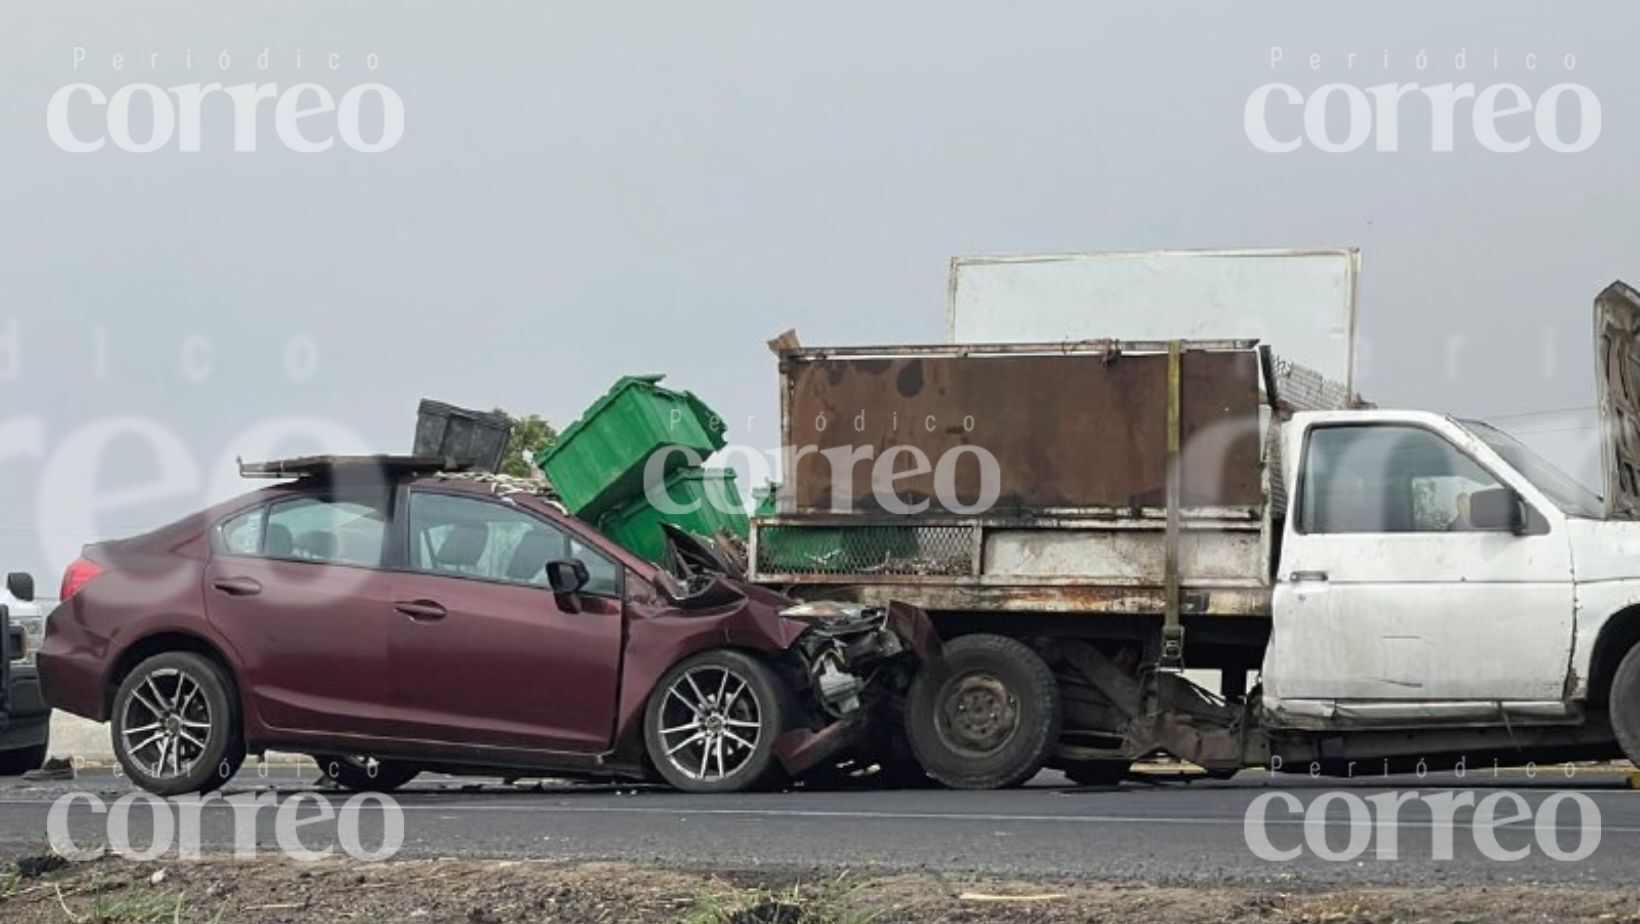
xmin=37 ymin=457 xmax=934 ymax=796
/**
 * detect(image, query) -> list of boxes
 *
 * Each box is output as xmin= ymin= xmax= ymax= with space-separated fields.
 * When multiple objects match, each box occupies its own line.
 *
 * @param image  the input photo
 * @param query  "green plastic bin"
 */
xmin=539 ymin=375 xmax=728 ymax=518
xmin=596 ymin=467 xmax=748 ymax=562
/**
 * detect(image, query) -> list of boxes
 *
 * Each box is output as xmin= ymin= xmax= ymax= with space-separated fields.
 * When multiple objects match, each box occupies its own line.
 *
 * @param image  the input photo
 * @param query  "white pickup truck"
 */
xmin=0 ymin=571 xmax=50 ymax=773
xmin=747 ymin=257 xmax=1640 ymax=787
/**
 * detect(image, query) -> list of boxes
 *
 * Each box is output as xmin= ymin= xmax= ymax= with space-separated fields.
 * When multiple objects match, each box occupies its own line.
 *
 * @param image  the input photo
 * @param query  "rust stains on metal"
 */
xmin=790 ymin=581 xmax=1272 ymax=618
xmin=896 ymin=360 xmax=925 ymax=397
xmin=782 ymin=344 xmax=1262 ymax=514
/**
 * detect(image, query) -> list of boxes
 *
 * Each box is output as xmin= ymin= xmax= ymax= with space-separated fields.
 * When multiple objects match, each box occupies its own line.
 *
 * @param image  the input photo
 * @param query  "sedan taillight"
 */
xmin=60 ymin=556 xmax=103 ymax=602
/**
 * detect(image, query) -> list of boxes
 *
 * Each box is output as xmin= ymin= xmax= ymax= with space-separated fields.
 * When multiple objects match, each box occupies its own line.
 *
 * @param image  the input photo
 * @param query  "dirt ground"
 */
xmin=2 ymin=853 xmax=1639 ymax=924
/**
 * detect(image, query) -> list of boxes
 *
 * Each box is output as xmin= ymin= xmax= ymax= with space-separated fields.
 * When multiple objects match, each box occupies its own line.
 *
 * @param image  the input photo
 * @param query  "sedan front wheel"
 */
xmin=643 ymin=650 xmax=787 ymax=793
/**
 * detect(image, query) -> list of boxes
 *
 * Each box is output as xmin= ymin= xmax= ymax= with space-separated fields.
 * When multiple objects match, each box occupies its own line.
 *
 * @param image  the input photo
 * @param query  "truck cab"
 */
xmin=1255 ymin=280 xmax=1640 ymax=769
xmin=1265 ymin=410 xmax=1605 ymax=725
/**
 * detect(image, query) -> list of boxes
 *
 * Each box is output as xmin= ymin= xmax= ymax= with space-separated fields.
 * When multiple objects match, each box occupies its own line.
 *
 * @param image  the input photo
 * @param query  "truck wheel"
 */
xmin=111 ymin=652 xmax=244 ymax=796
xmin=1609 ymin=644 xmax=1640 ymax=765
xmin=906 ymin=634 xmax=1061 ymax=789
xmin=644 ymin=650 xmax=788 ymax=793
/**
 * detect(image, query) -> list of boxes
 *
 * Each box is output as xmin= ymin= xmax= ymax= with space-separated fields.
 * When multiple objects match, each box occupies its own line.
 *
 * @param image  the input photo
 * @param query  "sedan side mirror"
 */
xmin=1468 ymin=487 xmax=1526 ymax=534
xmin=546 ymin=559 xmax=590 ymax=596
xmin=5 ymin=572 xmax=34 ymax=602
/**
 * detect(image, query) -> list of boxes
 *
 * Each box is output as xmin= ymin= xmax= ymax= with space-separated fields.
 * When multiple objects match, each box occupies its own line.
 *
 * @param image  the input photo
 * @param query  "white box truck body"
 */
xmin=948 ymin=247 xmax=1360 ymax=401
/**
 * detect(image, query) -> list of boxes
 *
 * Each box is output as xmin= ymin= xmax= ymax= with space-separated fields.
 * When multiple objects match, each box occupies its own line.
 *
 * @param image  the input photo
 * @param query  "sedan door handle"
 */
xmin=212 ymin=577 xmax=263 ymax=597
xmin=1290 ymin=570 xmax=1330 ymax=583
xmin=394 ymin=600 xmax=448 ymax=621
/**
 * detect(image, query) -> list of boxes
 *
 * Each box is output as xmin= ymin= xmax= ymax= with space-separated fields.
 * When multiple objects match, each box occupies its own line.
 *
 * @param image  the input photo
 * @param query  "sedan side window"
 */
xmin=219 ymin=507 xmax=265 ymax=555
xmin=264 ymin=497 xmax=388 ymax=566
xmin=408 ymin=492 xmax=622 ymax=597
xmin=1301 ymin=425 xmax=1505 ymax=534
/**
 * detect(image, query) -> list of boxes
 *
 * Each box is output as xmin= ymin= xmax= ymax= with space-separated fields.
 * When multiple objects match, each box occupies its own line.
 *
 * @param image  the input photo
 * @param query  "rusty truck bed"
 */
xmin=750 ymin=339 xmax=1276 ymax=620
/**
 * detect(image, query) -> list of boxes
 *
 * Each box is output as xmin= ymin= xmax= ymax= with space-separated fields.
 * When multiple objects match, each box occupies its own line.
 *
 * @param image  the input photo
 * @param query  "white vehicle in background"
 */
xmin=1 ymin=571 xmax=50 ymax=774
xmin=946 ymin=247 xmax=1360 ymax=388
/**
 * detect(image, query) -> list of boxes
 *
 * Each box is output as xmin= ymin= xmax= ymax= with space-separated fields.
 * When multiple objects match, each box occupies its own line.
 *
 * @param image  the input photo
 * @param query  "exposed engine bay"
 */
xmin=656 ymin=525 xmax=941 ymax=775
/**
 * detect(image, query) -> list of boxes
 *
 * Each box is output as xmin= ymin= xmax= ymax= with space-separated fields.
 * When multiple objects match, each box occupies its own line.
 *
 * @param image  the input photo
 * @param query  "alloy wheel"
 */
xmin=120 ymin=667 xmax=214 ymax=780
xmin=655 ymin=665 xmax=764 ymax=783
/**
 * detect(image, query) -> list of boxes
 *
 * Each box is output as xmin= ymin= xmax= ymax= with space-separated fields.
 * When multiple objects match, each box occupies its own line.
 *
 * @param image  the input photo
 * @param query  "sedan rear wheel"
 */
xmin=643 ymin=650 xmax=786 ymax=793
xmin=112 ymin=652 xmax=243 ymax=796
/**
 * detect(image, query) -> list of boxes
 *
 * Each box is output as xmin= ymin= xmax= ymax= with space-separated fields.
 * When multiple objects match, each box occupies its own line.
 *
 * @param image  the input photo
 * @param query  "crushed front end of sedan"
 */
xmin=624 ymin=525 xmax=941 ymax=788
xmin=38 ymin=459 xmax=939 ymax=796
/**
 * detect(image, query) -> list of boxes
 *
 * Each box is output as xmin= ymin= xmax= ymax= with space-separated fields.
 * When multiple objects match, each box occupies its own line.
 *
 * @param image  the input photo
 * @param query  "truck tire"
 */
xmin=1609 ymin=644 xmax=1640 ymax=765
xmin=906 ymin=634 xmax=1061 ymax=789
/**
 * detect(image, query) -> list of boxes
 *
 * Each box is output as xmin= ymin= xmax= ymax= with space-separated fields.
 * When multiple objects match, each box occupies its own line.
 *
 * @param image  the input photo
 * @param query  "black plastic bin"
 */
xmin=412 ymin=399 xmax=513 ymax=473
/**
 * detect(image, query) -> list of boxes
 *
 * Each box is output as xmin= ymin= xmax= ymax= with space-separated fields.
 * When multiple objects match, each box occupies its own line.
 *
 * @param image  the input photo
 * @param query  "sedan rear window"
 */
xmin=218 ymin=495 xmax=388 ymax=567
xmin=219 ymin=507 xmax=265 ymax=555
xmin=267 ymin=498 xmax=387 ymax=567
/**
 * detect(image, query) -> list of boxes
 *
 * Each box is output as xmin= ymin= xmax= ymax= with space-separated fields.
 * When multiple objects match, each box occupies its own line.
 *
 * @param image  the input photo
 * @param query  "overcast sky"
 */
xmin=2 ymin=1 xmax=1634 ymax=583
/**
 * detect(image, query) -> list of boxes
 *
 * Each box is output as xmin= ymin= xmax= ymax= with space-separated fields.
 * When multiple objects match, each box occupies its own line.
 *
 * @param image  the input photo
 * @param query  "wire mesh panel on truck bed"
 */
xmin=754 ymin=522 xmax=975 ymax=577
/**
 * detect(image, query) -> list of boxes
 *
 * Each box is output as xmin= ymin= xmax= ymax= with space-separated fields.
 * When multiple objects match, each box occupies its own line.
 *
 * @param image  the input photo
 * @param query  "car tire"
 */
xmin=112 ymin=652 xmax=244 ymax=796
xmin=644 ymin=649 xmax=788 ymax=794
xmin=905 ymin=634 xmax=1061 ymax=790
xmin=312 ymin=755 xmax=421 ymax=792
xmin=1608 ymin=643 xmax=1640 ymax=765
xmin=0 ymin=741 xmax=49 ymax=776
xmin=1060 ymin=759 xmax=1131 ymax=787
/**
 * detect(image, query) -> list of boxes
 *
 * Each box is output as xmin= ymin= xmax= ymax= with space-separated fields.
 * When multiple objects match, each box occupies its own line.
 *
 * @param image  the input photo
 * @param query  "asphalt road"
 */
xmin=1 ymin=765 xmax=1636 ymax=886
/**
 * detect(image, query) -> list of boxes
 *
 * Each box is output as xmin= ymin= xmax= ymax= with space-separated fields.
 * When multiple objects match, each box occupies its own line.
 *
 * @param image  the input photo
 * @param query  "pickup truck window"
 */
xmin=1460 ymin=419 xmax=1605 ymax=519
xmin=1300 ymin=425 xmax=1504 ymax=534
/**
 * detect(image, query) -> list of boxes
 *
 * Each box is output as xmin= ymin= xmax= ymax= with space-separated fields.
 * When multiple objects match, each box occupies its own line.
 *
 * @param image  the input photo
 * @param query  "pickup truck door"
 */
xmin=1265 ymin=417 xmax=1576 ymax=716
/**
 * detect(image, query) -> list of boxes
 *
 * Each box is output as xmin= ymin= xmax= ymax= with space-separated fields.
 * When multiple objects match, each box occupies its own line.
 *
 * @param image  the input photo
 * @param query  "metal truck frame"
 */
xmin=748 ymin=320 xmax=1640 ymax=788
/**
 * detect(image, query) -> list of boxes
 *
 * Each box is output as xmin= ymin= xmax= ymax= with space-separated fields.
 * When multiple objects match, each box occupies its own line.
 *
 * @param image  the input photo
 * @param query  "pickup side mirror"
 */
xmin=5 ymin=572 xmax=34 ymax=602
xmin=1468 ymin=487 xmax=1526 ymax=534
xmin=545 ymin=559 xmax=590 ymax=596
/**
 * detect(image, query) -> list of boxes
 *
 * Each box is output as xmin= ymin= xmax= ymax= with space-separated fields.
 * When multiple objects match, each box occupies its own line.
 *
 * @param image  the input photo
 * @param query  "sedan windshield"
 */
xmin=1459 ymin=419 xmax=1605 ymax=519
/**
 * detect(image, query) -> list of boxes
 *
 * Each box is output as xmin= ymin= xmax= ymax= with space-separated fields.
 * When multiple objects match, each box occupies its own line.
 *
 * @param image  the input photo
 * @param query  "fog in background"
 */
xmin=1 ymin=0 xmax=1632 ymax=582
